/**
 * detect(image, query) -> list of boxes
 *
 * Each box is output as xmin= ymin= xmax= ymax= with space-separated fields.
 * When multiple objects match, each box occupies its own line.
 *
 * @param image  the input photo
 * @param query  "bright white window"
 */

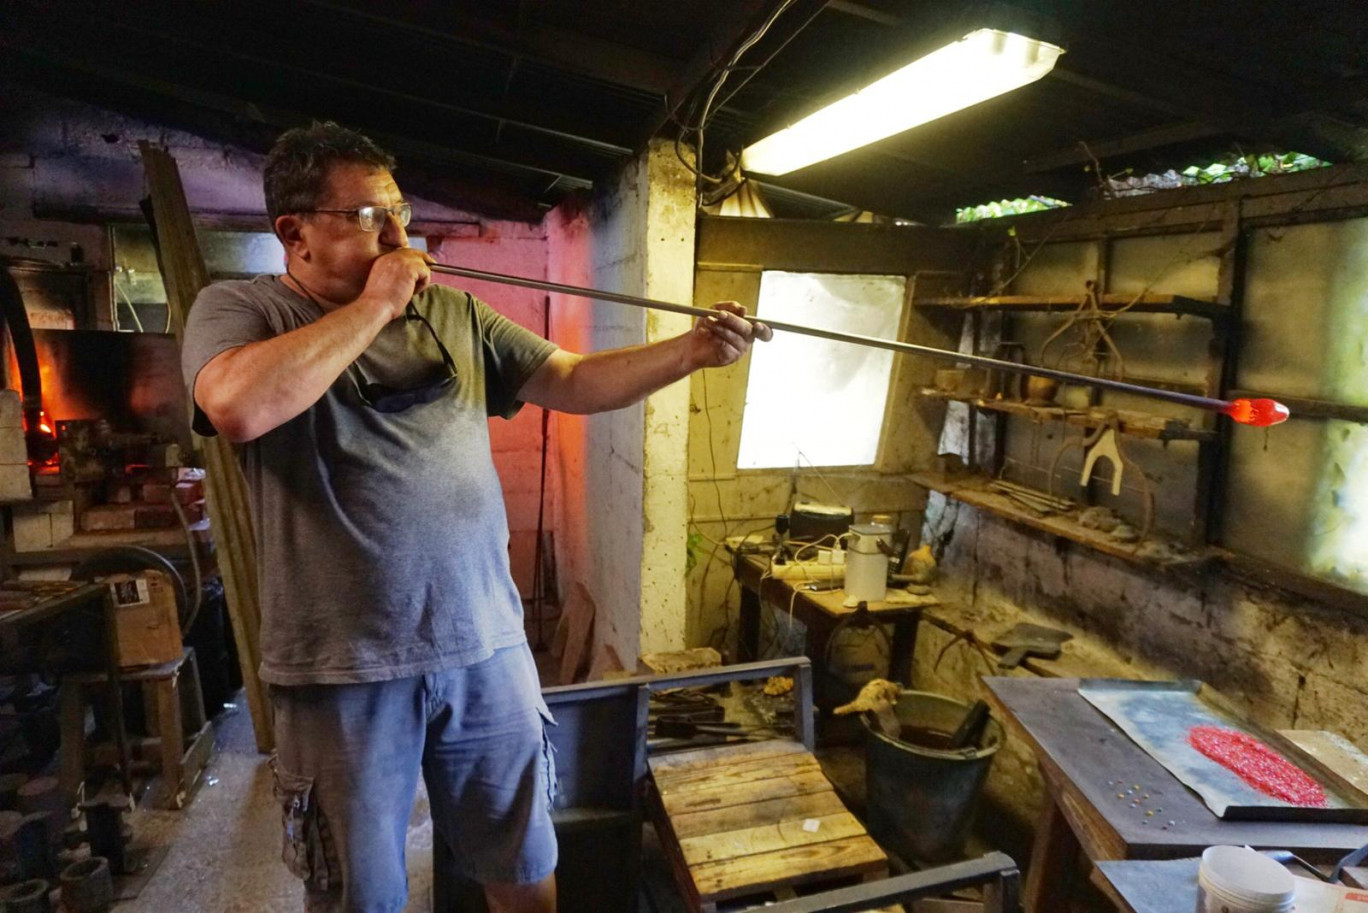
xmin=735 ymin=271 xmax=906 ymax=469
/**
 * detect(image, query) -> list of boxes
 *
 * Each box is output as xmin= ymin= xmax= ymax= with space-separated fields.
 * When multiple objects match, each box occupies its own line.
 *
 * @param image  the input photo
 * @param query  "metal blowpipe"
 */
xmin=429 ymin=263 xmax=1289 ymax=426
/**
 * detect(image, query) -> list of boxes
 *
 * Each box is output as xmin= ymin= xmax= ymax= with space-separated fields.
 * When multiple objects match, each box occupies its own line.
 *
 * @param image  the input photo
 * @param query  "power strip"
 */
xmin=764 ymin=560 xmax=844 ymax=583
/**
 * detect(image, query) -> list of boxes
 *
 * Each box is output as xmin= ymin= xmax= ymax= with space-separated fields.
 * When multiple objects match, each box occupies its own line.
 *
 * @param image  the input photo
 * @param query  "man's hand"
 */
xmin=687 ymin=302 xmax=773 ymax=369
xmin=358 ymin=248 xmax=434 ymax=318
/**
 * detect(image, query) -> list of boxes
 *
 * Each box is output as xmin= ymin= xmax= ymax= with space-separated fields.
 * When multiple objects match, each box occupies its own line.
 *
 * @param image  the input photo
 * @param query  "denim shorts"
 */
xmin=268 ymin=644 xmax=558 ymax=913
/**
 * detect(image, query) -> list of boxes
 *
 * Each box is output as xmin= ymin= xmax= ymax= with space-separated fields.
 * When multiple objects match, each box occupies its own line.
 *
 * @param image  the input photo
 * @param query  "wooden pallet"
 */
xmin=649 ymin=740 xmax=889 ymax=912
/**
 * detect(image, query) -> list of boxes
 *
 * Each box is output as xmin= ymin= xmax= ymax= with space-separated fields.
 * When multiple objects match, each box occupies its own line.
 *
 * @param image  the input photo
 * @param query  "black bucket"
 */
xmin=861 ymin=690 xmax=1002 ymax=863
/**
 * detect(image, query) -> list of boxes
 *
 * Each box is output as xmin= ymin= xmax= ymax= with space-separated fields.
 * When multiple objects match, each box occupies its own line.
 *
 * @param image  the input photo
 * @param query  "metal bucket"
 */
xmin=861 ymin=690 xmax=1003 ymax=863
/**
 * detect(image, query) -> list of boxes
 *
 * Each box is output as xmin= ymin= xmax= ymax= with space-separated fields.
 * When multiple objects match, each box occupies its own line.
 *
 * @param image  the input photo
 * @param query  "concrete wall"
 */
xmin=686 ymin=217 xmax=975 ymax=651
xmin=545 ymin=138 xmax=696 ymax=668
xmin=0 ymin=88 xmax=553 ymax=593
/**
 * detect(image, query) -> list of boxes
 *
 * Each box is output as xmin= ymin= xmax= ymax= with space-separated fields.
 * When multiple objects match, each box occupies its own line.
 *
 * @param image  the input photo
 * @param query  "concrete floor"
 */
xmin=117 ymin=645 xmax=564 ymax=912
xmin=119 ymin=701 xmax=436 ymax=913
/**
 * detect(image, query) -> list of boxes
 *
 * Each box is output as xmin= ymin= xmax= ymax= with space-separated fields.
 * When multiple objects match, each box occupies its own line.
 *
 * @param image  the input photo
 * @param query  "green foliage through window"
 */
xmin=955 ymin=195 xmax=1070 ymax=223
xmin=1179 ymin=152 xmax=1329 ymax=184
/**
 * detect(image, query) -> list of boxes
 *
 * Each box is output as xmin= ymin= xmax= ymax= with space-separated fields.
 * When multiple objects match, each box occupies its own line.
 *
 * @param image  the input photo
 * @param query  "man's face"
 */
xmin=297 ymin=163 xmax=409 ymax=301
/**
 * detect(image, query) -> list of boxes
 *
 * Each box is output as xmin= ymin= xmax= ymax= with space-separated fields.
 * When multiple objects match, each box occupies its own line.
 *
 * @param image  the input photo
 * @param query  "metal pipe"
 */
xmin=430 ymin=263 xmax=1289 ymax=425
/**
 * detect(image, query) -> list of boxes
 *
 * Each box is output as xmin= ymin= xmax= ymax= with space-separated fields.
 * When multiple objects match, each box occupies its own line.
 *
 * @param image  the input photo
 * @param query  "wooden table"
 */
xmin=983 ymin=676 xmax=1368 ymax=912
xmin=0 ymin=580 xmax=133 ymax=796
xmin=647 ymin=739 xmax=889 ymax=912
xmin=731 ymin=552 xmax=931 ymax=690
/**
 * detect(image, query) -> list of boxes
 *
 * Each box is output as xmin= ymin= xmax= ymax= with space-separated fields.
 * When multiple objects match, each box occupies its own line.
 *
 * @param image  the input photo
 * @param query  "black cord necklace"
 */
xmin=282 ymin=268 xmax=326 ymax=311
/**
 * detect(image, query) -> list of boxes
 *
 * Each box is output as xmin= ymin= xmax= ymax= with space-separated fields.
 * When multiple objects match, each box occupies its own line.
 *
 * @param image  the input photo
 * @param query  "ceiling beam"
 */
xmin=1 ymin=50 xmax=561 ymax=222
xmin=7 ymin=1 xmax=638 ymax=156
xmin=1057 ymin=42 xmax=1368 ymax=162
xmin=638 ymin=0 xmax=830 ymax=147
xmin=825 ymin=1 xmax=903 ymax=27
xmin=294 ymin=0 xmax=680 ymax=97
xmin=1022 ymin=121 xmax=1226 ymax=173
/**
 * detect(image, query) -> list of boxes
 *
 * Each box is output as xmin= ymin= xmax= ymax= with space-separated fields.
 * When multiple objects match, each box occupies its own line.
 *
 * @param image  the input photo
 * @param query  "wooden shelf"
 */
xmin=913 ymin=293 xmax=1227 ymax=321
xmin=910 ymin=469 xmax=1216 ymax=571
xmin=919 ymin=389 xmax=1217 ymax=441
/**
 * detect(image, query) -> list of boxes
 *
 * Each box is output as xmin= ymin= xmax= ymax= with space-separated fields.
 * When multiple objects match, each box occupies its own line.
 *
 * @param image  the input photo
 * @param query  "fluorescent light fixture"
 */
xmin=741 ymin=28 xmax=1064 ymax=176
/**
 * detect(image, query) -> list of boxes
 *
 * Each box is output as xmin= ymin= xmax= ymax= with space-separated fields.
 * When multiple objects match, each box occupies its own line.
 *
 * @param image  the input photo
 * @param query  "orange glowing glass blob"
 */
xmin=1224 ymin=398 xmax=1290 ymax=426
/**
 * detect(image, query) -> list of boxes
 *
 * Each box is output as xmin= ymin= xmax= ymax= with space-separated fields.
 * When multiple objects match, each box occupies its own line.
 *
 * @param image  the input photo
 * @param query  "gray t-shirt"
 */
xmin=181 ymin=276 xmax=557 ymax=686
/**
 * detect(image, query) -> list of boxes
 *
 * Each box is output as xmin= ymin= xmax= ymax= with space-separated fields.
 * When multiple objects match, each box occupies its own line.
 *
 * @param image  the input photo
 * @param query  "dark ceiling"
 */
xmin=4 ymin=0 xmax=1366 ymax=223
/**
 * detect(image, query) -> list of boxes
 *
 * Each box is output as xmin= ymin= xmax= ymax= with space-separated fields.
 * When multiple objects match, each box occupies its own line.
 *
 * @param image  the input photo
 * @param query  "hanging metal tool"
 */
xmin=1080 ymin=416 xmax=1125 ymax=496
xmin=428 ymin=263 xmax=1290 ymax=426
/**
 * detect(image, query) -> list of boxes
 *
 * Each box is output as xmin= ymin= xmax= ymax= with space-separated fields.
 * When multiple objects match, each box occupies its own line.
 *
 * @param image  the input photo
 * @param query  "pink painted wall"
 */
xmin=427 ymin=231 xmax=551 ymax=597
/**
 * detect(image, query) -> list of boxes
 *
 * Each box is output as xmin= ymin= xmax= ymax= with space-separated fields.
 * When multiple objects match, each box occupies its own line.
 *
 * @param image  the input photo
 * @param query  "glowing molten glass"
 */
xmin=1224 ymin=398 xmax=1290 ymax=427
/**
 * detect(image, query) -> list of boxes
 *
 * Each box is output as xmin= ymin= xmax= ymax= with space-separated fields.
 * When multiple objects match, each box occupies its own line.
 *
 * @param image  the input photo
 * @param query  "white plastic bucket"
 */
xmin=1195 ymin=846 xmax=1295 ymax=913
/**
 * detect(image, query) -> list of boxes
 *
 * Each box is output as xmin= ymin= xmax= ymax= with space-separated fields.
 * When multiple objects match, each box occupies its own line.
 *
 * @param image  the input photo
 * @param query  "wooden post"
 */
xmin=1196 ymin=197 xmax=1246 ymax=547
xmin=138 ymin=142 xmax=274 ymax=753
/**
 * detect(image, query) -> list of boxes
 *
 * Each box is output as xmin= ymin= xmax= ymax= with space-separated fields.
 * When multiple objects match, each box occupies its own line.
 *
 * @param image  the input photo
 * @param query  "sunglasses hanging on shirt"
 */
xmin=353 ymin=304 xmax=458 ymax=413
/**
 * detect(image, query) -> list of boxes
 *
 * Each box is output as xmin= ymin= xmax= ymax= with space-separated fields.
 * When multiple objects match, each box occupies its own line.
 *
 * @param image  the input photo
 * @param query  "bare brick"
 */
xmin=0 ymin=464 xmax=32 ymax=501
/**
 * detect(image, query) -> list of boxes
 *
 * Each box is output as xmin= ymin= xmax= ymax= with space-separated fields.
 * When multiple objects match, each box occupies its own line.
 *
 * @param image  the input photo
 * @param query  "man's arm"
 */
xmin=194 ymin=249 xmax=431 ymax=442
xmin=519 ymin=302 xmax=770 ymax=414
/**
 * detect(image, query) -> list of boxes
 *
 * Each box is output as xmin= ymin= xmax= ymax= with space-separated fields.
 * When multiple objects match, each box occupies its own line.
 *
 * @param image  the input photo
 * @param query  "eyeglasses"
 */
xmin=354 ymin=305 xmax=458 ymax=413
xmin=300 ymin=202 xmax=412 ymax=232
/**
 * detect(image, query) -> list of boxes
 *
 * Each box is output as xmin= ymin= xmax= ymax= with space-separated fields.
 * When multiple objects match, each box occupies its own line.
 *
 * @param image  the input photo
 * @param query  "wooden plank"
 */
xmin=1281 ymin=730 xmax=1368 ymax=796
xmin=654 ymin=749 xmax=818 ymax=790
xmin=653 ymin=747 xmax=816 ymax=788
xmin=917 ymin=390 xmax=1214 ymax=442
xmin=913 ymin=293 xmax=1224 ymax=321
xmin=655 ymin=752 xmax=821 ymax=794
xmin=650 ymin=739 xmax=809 ymax=776
xmin=679 ymin=811 xmax=868 ymax=866
xmin=689 ymin=834 xmax=887 ymax=901
xmin=556 ymin=581 xmax=596 ymax=685
xmin=645 ymin=778 xmax=706 ymax=913
xmin=139 ymin=143 xmax=273 ymax=754
xmin=639 ymin=647 xmax=722 ymax=675
xmin=911 ymin=470 xmax=1213 ymax=571
xmin=1023 ymin=793 xmax=1080 ymax=913
xmin=662 ymin=768 xmax=835 ymax=817
xmin=667 ymin=790 xmax=849 ymax=840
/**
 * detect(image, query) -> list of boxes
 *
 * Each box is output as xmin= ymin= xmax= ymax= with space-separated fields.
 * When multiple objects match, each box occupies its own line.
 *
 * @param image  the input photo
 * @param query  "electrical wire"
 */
xmin=169 ymin=490 xmax=204 ymax=634
xmin=676 ymin=0 xmax=800 ymax=192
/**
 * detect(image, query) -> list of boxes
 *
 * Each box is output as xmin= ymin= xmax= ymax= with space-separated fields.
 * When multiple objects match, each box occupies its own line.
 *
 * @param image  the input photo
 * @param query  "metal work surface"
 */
xmin=1079 ymin=680 xmax=1368 ymax=822
xmin=1094 ymin=857 xmax=1201 ymax=913
xmin=982 ymin=676 xmax=1368 ymax=859
xmin=758 ymin=852 xmax=1021 ymax=913
xmin=1095 ymin=854 xmax=1335 ymax=913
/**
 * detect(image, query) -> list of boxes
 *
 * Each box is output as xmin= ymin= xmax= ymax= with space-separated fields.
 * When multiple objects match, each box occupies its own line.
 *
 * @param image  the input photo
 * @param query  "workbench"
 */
xmin=731 ymin=552 xmax=931 ymax=692
xmin=983 ymin=676 xmax=1368 ymax=912
xmin=0 ymin=580 xmax=133 ymax=796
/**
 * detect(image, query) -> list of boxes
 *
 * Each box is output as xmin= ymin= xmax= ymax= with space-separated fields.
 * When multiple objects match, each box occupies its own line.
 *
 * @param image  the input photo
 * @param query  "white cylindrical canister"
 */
xmin=1195 ymin=846 xmax=1295 ymax=913
xmin=844 ymin=523 xmax=893 ymax=603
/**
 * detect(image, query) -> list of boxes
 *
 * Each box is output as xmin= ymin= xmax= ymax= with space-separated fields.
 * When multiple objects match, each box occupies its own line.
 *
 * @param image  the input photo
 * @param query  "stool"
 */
xmin=647 ymin=739 xmax=889 ymax=912
xmin=59 ymin=648 xmax=213 ymax=809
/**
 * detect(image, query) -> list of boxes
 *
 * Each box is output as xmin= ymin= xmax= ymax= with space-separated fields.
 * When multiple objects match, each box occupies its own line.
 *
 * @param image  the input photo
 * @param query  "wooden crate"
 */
xmin=106 ymin=571 xmax=182 ymax=668
xmin=649 ymin=740 xmax=888 ymax=913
